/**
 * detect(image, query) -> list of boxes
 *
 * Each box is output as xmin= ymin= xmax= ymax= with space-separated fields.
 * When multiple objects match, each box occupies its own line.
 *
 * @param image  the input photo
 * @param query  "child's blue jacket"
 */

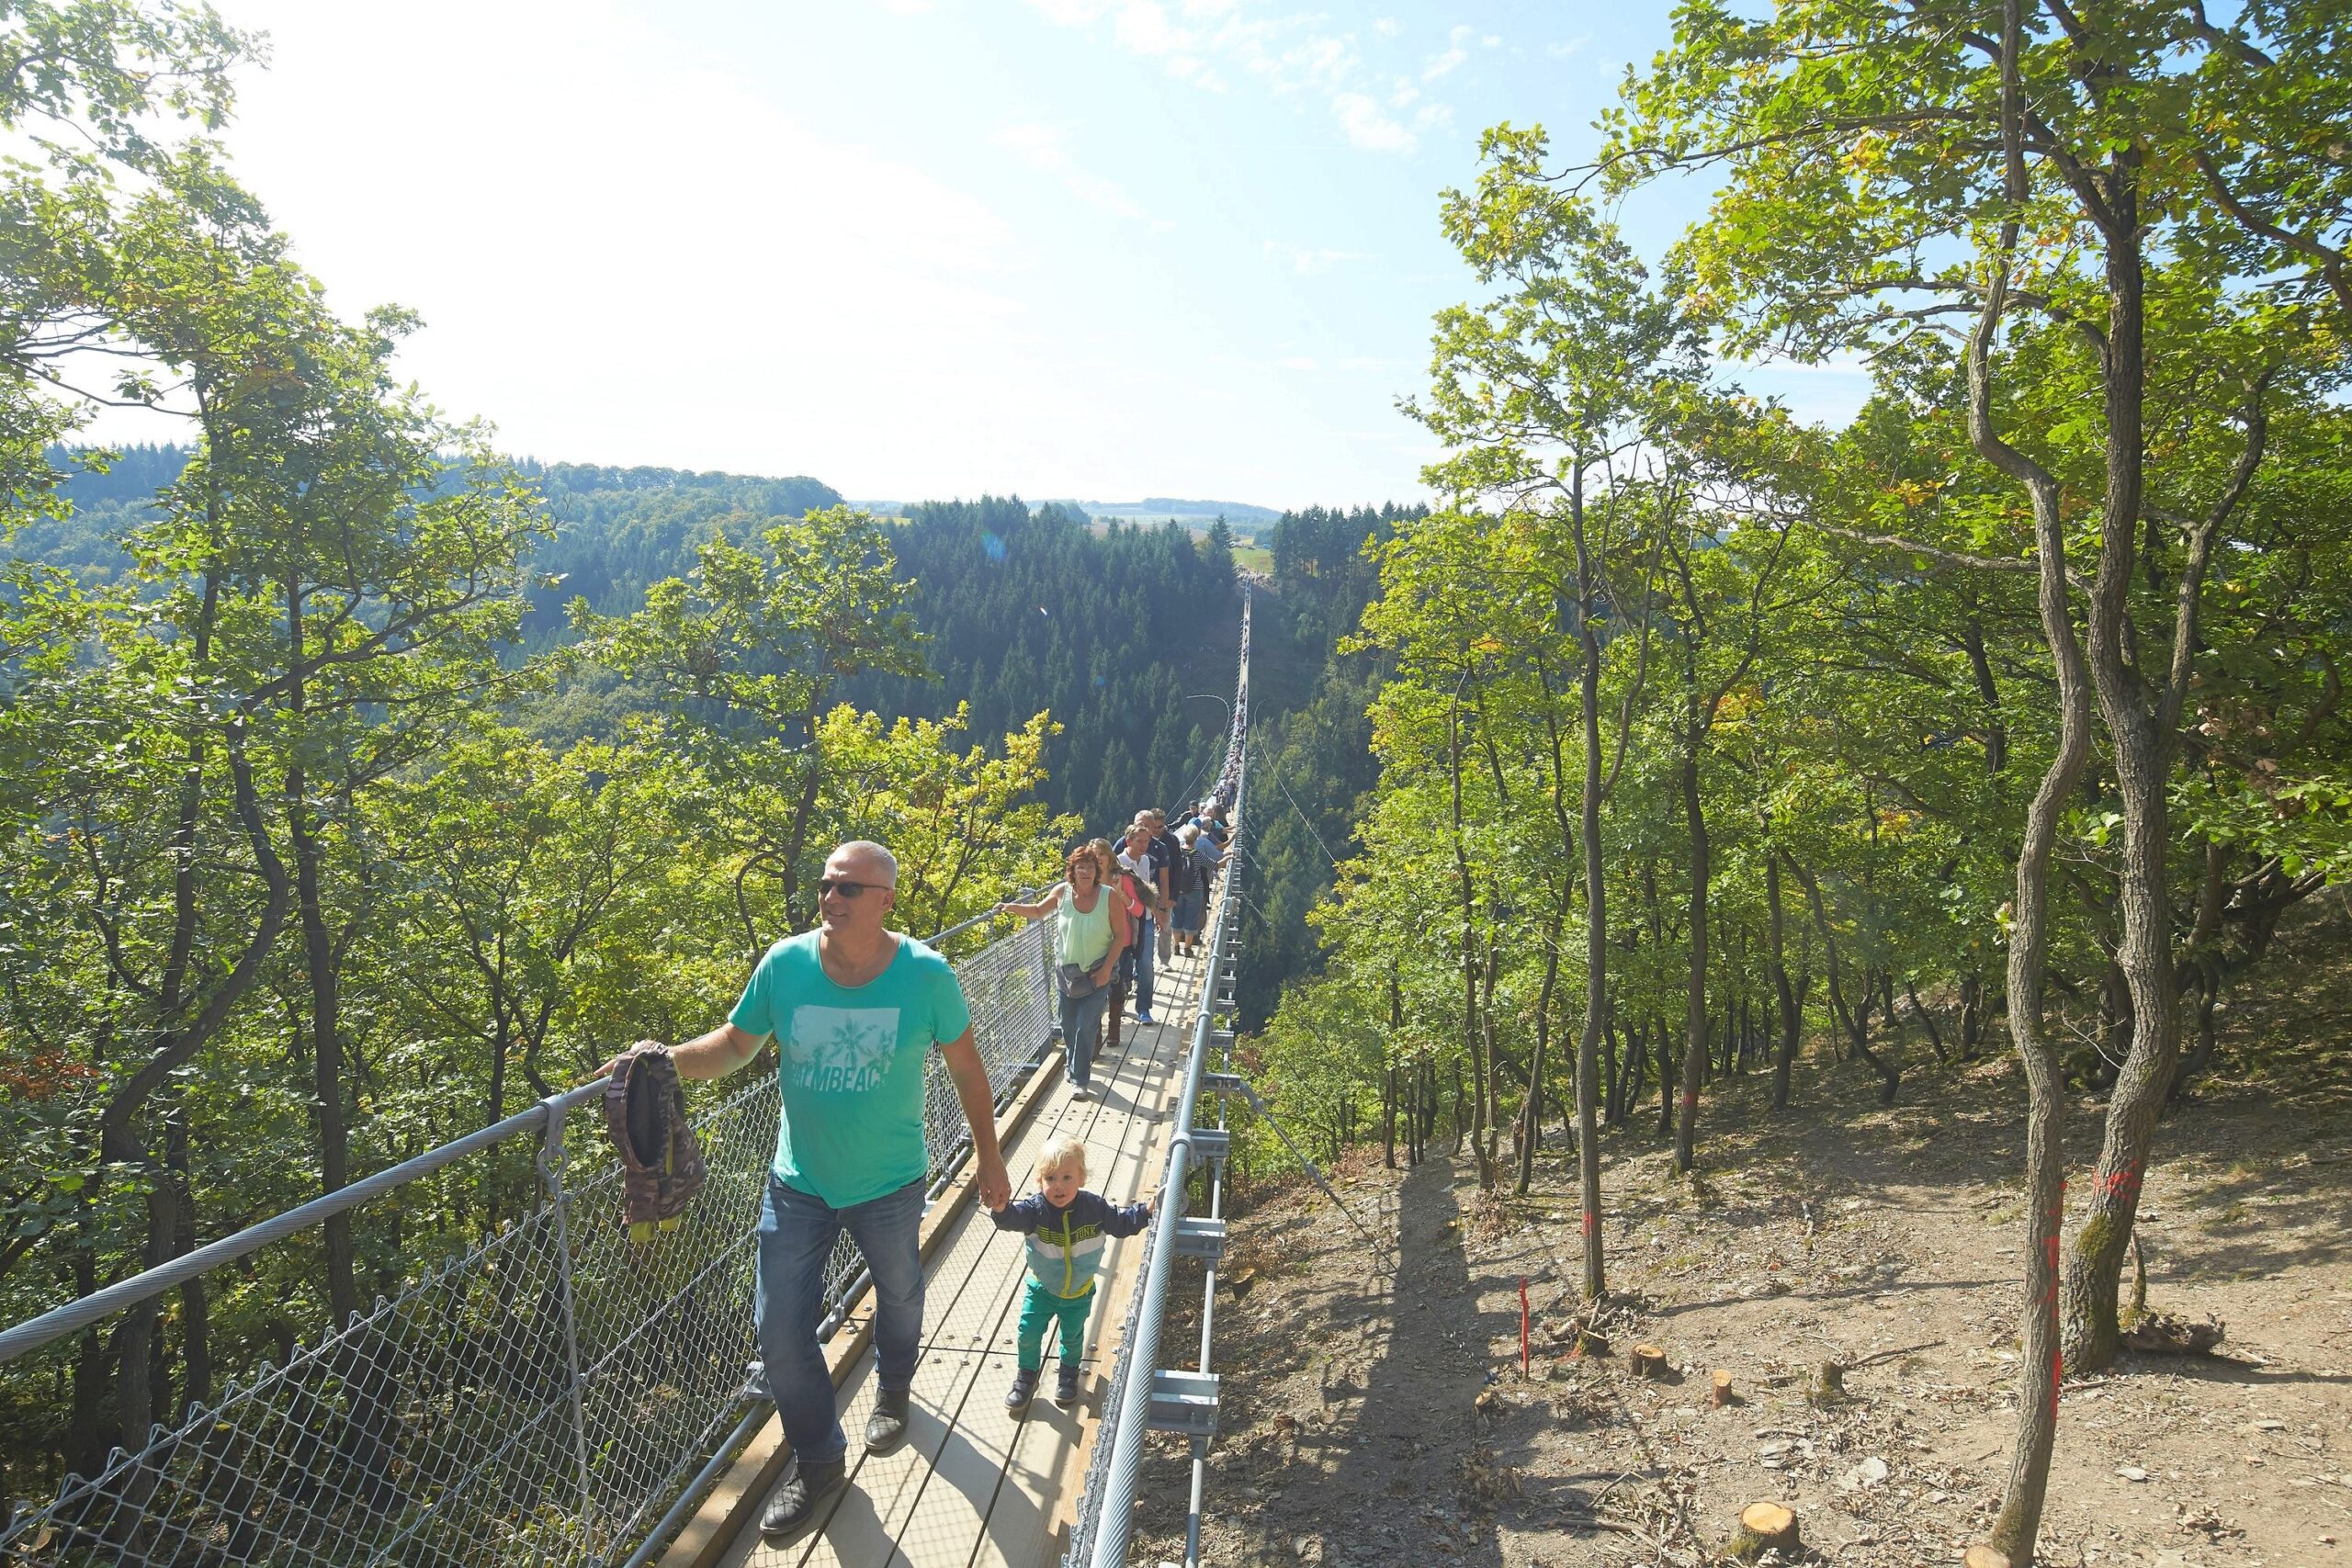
xmin=991 ymin=1190 xmax=1151 ymax=1299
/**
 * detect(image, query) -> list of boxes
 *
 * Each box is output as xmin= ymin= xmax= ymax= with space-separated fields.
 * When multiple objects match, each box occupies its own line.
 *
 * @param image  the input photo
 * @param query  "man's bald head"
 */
xmin=831 ymin=840 xmax=898 ymax=883
xmin=819 ymin=840 xmax=899 ymax=935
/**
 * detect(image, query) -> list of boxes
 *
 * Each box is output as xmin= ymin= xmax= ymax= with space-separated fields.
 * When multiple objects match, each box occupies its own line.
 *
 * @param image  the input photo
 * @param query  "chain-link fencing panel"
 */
xmin=0 ymin=912 xmax=1057 ymax=1568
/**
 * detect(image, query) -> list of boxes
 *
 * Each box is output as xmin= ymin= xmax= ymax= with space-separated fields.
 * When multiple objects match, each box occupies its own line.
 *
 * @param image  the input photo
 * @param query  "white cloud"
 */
xmin=871 ymin=0 xmax=933 ymax=12
xmin=1277 ymin=355 xmax=1320 ymax=371
xmin=1547 ymin=35 xmax=1590 ymax=58
xmin=1412 ymin=102 xmax=1453 ymax=131
xmin=1024 ymin=3 xmax=1444 ymax=157
xmin=1025 ymin=0 xmax=1114 ymax=23
xmin=1482 ymin=33 xmax=1501 ymax=48
xmin=1283 ymin=33 xmax=1357 ymax=93
xmin=1330 ymin=92 xmax=1416 ymax=153
xmin=992 ymin=121 xmax=1151 ymax=220
xmin=1114 ymin=0 xmax=1185 ymax=55
xmin=1263 ymin=240 xmax=1372 ymax=276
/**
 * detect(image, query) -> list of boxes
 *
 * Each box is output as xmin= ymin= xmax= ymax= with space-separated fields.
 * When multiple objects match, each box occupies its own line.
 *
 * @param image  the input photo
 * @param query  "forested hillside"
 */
xmin=841 ymin=497 xmax=1238 ymax=831
xmin=26 ymin=448 xmax=1247 ymax=830
xmin=1231 ymin=504 xmax=1419 ymax=1027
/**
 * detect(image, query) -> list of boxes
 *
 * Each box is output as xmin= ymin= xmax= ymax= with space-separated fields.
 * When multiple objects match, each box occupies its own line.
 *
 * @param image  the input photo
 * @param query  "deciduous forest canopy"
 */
xmin=4 ymin=3 xmax=2350 ymax=1565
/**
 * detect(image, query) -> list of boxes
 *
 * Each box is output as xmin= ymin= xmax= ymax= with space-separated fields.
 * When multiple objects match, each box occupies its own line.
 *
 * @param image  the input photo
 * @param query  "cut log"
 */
xmin=1630 ymin=1343 xmax=1668 ymax=1378
xmin=1726 ymin=1501 xmax=1799 ymax=1559
xmin=1807 ymin=1359 xmax=1848 ymax=1406
xmin=1710 ymin=1369 xmax=1734 ymax=1407
xmin=1962 ymin=1546 xmax=2013 ymax=1568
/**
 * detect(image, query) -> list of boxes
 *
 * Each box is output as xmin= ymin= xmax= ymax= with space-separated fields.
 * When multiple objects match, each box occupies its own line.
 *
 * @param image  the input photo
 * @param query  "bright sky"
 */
xmin=83 ymin=0 xmax=1869 ymax=510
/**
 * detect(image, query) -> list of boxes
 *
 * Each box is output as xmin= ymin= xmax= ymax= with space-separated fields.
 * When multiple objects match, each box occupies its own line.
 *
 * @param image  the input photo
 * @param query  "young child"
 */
xmin=990 ymin=1134 xmax=1153 ymax=1410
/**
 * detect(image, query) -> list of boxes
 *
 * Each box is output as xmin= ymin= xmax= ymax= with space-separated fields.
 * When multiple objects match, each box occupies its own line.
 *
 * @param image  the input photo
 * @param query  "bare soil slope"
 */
xmin=1129 ymin=1037 xmax=2351 ymax=1565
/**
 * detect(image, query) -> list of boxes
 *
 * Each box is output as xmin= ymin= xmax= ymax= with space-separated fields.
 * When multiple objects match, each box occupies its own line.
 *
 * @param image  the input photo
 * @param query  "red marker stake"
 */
xmin=1519 ymin=1276 xmax=1530 ymax=1379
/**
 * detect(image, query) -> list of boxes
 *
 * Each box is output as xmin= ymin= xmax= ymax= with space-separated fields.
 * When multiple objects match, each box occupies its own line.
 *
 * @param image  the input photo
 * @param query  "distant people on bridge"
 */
xmin=996 ymin=843 xmax=1130 ymax=1100
xmin=1142 ymin=808 xmax=1184 ymax=969
xmin=1103 ymin=839 xmax=1149 ymax=1056
xmin=1115 ymin=821 xmax=1168 ymax=1026
xmin=602 ymin=840 xmax=1012 ymax=1545
xmin=991 ymin=1133 xmax=1153 ymax=1413
xmin=1170 ymin=820 xmax=1207 ymax=957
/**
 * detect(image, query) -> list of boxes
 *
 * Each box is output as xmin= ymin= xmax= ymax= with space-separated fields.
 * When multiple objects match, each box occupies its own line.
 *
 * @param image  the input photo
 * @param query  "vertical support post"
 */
xmin=538 ymin=1092 xmax=597 ymax=1548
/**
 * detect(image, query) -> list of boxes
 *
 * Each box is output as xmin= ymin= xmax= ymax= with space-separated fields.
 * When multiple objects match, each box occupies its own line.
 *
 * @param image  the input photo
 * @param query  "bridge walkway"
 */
xmin=672 ymin=940 xmax=1212 ymax=1568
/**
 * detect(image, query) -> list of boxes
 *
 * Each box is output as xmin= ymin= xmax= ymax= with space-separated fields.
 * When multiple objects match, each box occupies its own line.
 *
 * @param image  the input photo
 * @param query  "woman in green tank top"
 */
xmin=997 ymin=845 xmax=1129 ymax=1097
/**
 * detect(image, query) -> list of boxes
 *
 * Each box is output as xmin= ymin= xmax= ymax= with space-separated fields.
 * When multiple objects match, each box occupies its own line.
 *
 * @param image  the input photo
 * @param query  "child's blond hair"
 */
xmin=1034 ymin=1134 xmax=1088 ymax=1182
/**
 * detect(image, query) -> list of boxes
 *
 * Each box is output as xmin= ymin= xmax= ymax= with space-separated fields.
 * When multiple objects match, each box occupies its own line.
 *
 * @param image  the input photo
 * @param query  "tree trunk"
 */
xmin=1602 ymin=1021 xmax=1623 ymax=1127
xmin=283 ymin=590 xmax=360 ymax=1333
xmin=1449 ymin=688 xmax=1488 ymax=1184
xmin=1907 ymin=979 xmax=1948 ymax=1065
xmin=1970 ymin=53 xmax=2095 ymax=1553
xmin=1655 ymin=1016 xmax=1676 ymax=1138
xmin=2169 ymin=840 xmax=2228 ymax=1100
xmin=166 ymin=1104 xmax=209 ymax=1421
xmin=1516 ymin=908 xmax=1563 ymax=1196
xmin=2062 ymin=151 xmax=2185 ymax=1381
xmin=1786 ymin=853 xmax=1902 ymax=1103
xmin=1675 ymin=742 xmax=1711 ymax=1173
xmin=1767 ymin=848 xmax=1799 ymax=1111
xmin=1383 ymin=1065 xmax=1398 ymax=1169
xmin=1573 ymin=513 xmax=1609 ymax=1299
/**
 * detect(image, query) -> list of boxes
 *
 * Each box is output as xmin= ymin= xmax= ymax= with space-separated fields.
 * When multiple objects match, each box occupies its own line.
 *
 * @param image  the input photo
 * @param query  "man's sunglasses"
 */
xmin=818 ymin=877 xmax=893 ymax=899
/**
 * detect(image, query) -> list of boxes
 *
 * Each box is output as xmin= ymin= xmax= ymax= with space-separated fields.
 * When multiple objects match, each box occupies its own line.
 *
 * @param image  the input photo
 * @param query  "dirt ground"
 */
xmin=1125 ymin=1025 xmax=2352 ymax=1565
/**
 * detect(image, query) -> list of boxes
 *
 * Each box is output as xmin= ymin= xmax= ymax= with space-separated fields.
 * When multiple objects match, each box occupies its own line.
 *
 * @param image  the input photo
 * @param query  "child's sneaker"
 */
xmin=1053 ymin=1364 xmax=1081 ymax=1408
xmin=1004 ymin=1368 xmax=1039 ymax=1412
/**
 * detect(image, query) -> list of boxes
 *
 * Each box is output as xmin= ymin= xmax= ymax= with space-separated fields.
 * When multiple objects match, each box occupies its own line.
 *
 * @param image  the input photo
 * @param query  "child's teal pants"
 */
xmin=1017 ymin=1278 xmax=1095 ymax=1371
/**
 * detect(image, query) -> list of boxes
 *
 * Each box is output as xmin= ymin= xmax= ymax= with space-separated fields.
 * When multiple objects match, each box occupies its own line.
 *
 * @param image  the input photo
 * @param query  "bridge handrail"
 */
xmin=0 ymin=895 xmax=1057 ymax=1565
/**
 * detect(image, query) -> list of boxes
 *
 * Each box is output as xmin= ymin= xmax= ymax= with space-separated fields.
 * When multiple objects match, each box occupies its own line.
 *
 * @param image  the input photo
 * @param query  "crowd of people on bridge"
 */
xmin=998 ymin=795 xmax=1234 ymax=1100
xmin=605 ymin=761 xmax=1239 ymax=1545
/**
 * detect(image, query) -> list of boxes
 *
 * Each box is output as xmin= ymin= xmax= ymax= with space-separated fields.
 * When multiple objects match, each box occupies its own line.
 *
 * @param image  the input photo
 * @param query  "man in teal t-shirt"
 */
xmin=608 ymin=840 xmax=1012 ymax=1544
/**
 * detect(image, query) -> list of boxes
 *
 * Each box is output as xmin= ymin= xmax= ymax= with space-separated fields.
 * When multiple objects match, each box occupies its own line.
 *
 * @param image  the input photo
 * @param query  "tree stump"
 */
xmin=1807 ymin=1359 xmax=1848 ymax=1406
xmin=1630 ymin=1343 xmax=1668 ymax=1378
xmin=1727 ymin=1501 xmax=1799 ymax=1559
xmin=1962 ymin=1546 xmax=2013 ymax=1568
xmin=1710 ymin=1369 xmax=1734 ymax=1407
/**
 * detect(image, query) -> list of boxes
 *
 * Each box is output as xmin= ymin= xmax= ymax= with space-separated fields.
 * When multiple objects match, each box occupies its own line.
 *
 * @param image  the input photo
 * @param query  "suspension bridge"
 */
xmin=0 ymin=602 xmax=1258 ymax=1568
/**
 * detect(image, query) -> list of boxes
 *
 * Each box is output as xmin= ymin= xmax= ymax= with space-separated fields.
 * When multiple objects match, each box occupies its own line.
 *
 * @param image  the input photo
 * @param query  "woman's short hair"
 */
xmin=1064 ymin=842 xmax=1097 ymax=879
xmin=1035 ymin=1133 xmax=1088 ymax=1181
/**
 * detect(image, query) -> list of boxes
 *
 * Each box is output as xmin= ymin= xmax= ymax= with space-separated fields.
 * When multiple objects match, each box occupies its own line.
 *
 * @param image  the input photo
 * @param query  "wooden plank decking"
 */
xmin=679 ymin=934 xmax=1210 ymax=1568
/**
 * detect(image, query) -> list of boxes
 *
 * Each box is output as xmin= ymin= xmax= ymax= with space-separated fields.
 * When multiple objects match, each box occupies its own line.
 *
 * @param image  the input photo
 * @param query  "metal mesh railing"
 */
xmin=0 ymin=910 xmax=1057 ymax=1568
xmin=1058 ymin=1127 xmax=1164 ymax=1568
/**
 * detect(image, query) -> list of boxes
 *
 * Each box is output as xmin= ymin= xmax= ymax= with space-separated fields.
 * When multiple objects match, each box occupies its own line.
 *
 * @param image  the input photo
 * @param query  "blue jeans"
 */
xmin=755 ymin=1173 xmax=925 ymax=1464
xmin=1059 ymin=986 xmax=1107 ymax=1088
xmin=1119 ymin=914 xmax=1155 ymax=1016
